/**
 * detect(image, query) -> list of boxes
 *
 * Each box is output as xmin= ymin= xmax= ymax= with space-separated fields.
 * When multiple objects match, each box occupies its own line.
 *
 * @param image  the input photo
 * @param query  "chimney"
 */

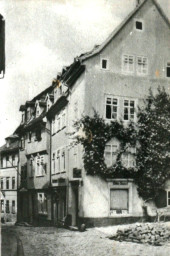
xmin=136 ymin=0 xmax=141 ymax=7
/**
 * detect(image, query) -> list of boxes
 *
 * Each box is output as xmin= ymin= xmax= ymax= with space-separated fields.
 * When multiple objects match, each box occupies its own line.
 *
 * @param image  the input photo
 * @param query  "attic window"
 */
xmin=166 ymin=62 xmax=170 ymax=77
xmin=136 ymin=21 xmax=143 ymax=30
xmin=101 ymin=59 xmax=108 ymax=70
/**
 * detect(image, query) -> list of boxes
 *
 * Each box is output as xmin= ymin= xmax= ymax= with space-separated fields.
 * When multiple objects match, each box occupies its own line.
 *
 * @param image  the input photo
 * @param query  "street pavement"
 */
xmin=1 ymin=223 xmax=170 ymax=256
xmin=1 ymin=224 xmax=24 ymax=256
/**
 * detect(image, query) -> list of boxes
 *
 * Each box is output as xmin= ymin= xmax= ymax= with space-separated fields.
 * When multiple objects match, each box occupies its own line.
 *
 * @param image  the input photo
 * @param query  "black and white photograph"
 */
xmin=0 ymin=0 xmax=170 ymax=255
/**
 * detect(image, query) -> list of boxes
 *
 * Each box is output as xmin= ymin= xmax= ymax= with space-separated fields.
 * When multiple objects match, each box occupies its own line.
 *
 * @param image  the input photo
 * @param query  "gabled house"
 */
xmin=16 ymin=84 xmax=54 ymax=225
xmin=47 ymin=0 xmax=170 ymax=227
xmin=0 ymin=134 xmax=19 ymax=222
xmin=6 ymin=0 xmax=170 ymax=227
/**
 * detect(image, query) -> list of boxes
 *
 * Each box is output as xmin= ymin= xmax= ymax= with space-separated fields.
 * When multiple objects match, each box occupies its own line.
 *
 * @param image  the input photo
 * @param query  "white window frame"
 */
xmin=123 ymin=99 xmax=136 ymax=121
xmin=104 ymin=141 xmax=119 ymax=167
xmin=105 ymin=96 xmax=118 ymax=121
xmin=37 ymin=193 xmax=47 ymax=214
xmin=36 ymin=155 xmax=45 ymax=177
xmin=122 ymin=55 xmax=134 ymax=73
xmin=100 ymin=57 xmax=109 ymax=70
xmin=137 ymin=56 xmax=148 ymax=75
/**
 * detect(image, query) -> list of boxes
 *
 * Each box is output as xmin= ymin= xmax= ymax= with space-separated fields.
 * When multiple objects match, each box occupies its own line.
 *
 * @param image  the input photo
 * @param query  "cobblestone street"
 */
xmin=1 ymin=223 xmax=170 ymax=256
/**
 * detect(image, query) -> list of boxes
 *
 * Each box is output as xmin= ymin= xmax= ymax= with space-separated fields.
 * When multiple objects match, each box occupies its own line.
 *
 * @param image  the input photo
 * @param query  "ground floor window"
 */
xmin=12 ymin=200 xmax=16 ymax=214
xmin=37 ymin=193 xmax=47 ymax=214
xmin=110 ymin=189 xmax=128 ymax=214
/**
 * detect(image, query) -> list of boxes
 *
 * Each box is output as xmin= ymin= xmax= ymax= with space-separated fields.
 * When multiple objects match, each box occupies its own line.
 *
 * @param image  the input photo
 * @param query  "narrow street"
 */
xmin=1 ymin=224 xmax=170 ymax=256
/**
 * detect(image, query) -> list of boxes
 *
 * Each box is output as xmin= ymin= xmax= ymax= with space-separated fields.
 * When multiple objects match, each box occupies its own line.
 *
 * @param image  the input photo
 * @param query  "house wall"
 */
xmin=0 ymin=167 xmax=18 ymax=222
xmin=83 ymin=0 xmax=170 ymax=118
xmin=77 ymin=0 xmax=170 ymax=224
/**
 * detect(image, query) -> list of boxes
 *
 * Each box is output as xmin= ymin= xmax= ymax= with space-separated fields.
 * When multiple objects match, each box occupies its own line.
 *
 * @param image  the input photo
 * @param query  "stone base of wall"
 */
xmin=79 ymin=216 xmax=151 ymax=228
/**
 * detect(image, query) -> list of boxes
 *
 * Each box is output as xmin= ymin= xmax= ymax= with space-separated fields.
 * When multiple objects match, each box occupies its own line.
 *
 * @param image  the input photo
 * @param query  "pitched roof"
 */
xmin=78 ymin=0 xmax=170 ymax=62
xmin=0 ymin=140 xmax=19 ymax=154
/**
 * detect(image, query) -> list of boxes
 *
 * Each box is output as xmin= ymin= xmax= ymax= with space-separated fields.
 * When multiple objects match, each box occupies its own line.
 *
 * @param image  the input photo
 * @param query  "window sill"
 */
xmin=51 ymin=171 xmax=66 ymax=175
xmin=35 ymin=175 xmax=45 ymax=178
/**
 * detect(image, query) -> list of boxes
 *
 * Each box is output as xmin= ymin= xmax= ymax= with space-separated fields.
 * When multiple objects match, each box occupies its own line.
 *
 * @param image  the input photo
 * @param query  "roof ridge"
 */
xmin=79 ymin=0 xmax=169 ymax=62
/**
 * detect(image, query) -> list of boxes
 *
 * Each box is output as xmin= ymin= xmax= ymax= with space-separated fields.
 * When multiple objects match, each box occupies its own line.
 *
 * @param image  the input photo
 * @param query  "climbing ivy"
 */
xmin=74 ymin=111 xmax=137 ymax=179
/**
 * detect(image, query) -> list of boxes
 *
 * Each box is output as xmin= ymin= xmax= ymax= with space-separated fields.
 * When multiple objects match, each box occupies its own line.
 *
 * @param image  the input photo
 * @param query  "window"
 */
xmin=30 ymin=157 xmax=35 ymax=177
xmin=12 ymin=177 xmax=15 ymax=189
xmin=12 ymin=155 xmax=15 ymax=166
xmin=110 ymin=189 xmax=128 ymax=213
xmin=6 ymin=156 xmax=9 ymax=167
xmin=1 ymin=200 xmax=4 ymax=213
xmin=6 ymin=177 xmax=9 ymax=189
xmin=105 ymin=97 xmax=118 ymax=120
xmin=123 ymin=55 xmax=134 ymax=73
xmin=36 ymin=155 xmax=46 ymax=176
xmin=167 ymin=191 xmax=170 ymax=206
xmin=101 ymin=59 xmax=108 ymax=70
xmin=166 ymin=62 xmax=170 ymax=77
xmin=12 ymin=200 xmax=15 ymax=214
xmin=105 ymin=143 xmax=118 ymax=167
xmin=137 ymin=56 xmax=148 ymax=75
xmin=122 ymin=146 xmax=136 ymax=168
xmin=6 ymin=200 xmax=10 ymax=213
xmin=38 ymin=193 xmax=47 ymax=214
xmin=1 ymin=178 xmax=4 ymax=189
xmin=136 ymin=21 xmax=143 ymax=30
xmin=124 ymin=100 xmax=135 ymax=121
xmin=52 ymin=153 xmax=56 ymax=174
xmin=56 ymin=150 xmax=60 ymax=172
xmin=61 ymin=150 xmax=65 ymax=171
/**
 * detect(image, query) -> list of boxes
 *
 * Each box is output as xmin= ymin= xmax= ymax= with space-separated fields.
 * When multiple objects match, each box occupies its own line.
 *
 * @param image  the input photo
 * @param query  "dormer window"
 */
xmin=135 ymin=20 xmax=143 ymax=30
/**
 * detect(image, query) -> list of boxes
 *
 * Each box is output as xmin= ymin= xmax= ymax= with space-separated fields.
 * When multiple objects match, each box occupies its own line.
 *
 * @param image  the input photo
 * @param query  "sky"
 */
xmin=0 ymin=0 xmax=169 ymax=145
